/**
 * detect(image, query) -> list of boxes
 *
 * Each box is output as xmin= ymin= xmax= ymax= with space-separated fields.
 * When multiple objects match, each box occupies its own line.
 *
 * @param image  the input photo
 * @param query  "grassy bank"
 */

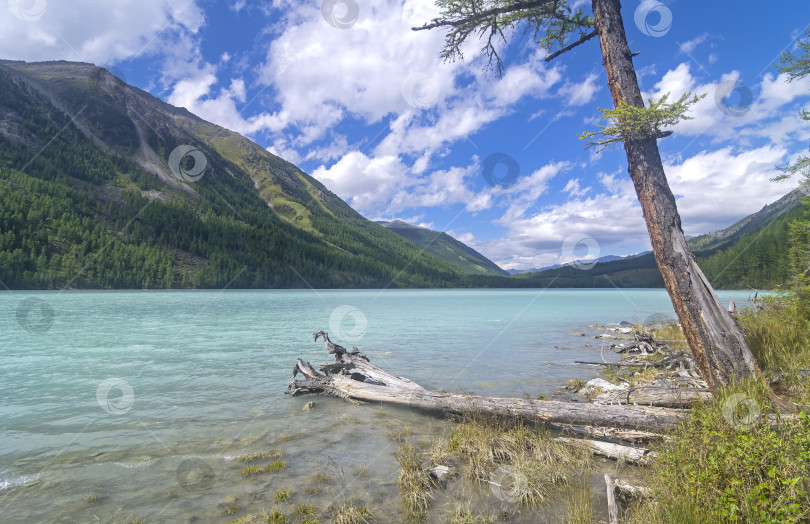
xmin=624 ymin=294 xmax=810 ymax=523
xmin=393 ymin=414 xmax=600 ymax=523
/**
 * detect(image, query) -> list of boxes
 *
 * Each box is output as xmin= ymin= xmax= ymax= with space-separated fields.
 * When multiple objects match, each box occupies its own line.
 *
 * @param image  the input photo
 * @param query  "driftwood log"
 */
xmin=289 ymin=332 xmax=688 ymax=432
xmin=605 ymin=474 xmax=620 ymax=524
xmin=596 ymin=386 xmax=713 ymax=408
xmin=548 ymin=423 xmax=670 ymax=444
xmin=613 ymin=478 xmax=653 ymax=500
xmin=556 ymin=437 xmax=656 ymax=465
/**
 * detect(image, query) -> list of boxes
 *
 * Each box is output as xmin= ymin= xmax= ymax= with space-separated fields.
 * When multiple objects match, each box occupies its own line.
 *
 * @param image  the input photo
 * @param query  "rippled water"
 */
xmin=0 ymin=289 xmax=758 ymax=522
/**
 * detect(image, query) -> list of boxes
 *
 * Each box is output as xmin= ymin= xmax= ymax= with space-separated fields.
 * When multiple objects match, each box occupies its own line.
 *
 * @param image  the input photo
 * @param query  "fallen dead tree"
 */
xmin=597 ymin=386 xmax=713 ymax=408
xmin=288 ymin=332 xmax=687 ymax=432
xmin=548 ymin=422 xmax=670 ymax=444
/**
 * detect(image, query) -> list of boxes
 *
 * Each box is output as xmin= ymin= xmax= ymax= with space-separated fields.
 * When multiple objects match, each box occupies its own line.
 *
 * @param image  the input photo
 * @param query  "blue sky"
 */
xmin=2 ymin=0 xmax=809 ymax=270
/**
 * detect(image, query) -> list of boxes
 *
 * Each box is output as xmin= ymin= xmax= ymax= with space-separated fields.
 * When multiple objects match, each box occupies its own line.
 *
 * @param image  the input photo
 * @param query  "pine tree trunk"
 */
xmin=591 ymin=0 xmax=784 ymax=403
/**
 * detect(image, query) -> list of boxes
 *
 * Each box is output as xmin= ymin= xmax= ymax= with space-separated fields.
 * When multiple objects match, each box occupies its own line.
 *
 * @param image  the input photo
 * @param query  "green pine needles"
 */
xmin=579 ymin=92 xmax=705 ymax=151
xmin=774 ymin=30 xmax=810 ymax=181
xmin=422 ymin=0 xmax=594 ymax=75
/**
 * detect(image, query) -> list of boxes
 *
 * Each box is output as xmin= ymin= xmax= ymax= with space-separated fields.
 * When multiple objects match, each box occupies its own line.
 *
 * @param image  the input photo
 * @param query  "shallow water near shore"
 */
xmin=0 ymin=288 xmax=759 ymax=522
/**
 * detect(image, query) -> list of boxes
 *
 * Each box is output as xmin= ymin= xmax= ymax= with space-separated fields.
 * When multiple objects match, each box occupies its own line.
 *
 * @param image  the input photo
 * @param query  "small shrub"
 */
xmin=628 ymin=387 xmax=810 ymax=523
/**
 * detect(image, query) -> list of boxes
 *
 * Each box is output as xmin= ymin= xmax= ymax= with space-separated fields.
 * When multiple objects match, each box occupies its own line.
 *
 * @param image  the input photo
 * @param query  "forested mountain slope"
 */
xmin=377 ymin=220 xmax=508 ymax=276
xmin=0 ymin=60 xmax=467 ymax=289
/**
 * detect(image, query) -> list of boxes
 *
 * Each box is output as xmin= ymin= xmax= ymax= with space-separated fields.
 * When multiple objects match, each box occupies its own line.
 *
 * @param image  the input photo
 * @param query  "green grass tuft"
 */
xmin=263 ymin=507 xmax=288 ymax=524
xmin=274 ymin=488 xmax=294 ymax=502
xmin=238 ymin=449 xmax=281 ymax=462
xmin=293 ymin=503 xmax=318 ymax=520
xmin=443 ymin=502 xmax=495 ymax=524
xmin=328 ymin=497 xmax=374 ymax=524
xmin=240 ymin=459 xmax=285 ymax=476
xmin=395 ymin=443 xmax=435 ymax=518
xmin=447 ymin=415 xmax=590 ymax=506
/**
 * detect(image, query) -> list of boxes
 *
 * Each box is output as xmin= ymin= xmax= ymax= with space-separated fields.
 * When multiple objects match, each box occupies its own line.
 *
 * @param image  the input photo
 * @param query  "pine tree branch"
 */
xmin=579 ymin=93 xmax=702 ymax=151
xmin=544 ymin=29 xmax=597 ymax=61
xmin=413 ymin=0 xmax=593 ymax=76
xmin=411 ymin=0 xmax=558 ymax=31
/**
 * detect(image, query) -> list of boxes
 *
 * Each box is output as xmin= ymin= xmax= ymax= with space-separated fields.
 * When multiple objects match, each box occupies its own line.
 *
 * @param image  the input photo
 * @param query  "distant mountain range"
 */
xmin=512 ymin=186 xmax=806 ymax=289
xmin=376 ymin=220 xmax=508 ymax=277
xmin=506 ymin=254 xmax=644 ymax=275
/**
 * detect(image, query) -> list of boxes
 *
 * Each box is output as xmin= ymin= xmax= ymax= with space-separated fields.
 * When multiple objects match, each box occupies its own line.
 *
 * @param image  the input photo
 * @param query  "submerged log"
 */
xmin=288 ymin=332 xmax=688 ymax=432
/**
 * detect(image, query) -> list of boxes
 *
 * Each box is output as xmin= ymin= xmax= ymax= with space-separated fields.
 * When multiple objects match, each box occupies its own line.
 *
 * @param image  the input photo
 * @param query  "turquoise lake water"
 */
xmin=0 ymin=288 xmax=759 ymax=522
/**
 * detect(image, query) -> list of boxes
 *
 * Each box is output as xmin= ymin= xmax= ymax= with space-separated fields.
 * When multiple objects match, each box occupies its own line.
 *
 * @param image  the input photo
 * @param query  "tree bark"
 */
xmin=289 ymin=335 xmax=687 ymax=432
xmin=591 ymin=0 xmax=790 ymax=410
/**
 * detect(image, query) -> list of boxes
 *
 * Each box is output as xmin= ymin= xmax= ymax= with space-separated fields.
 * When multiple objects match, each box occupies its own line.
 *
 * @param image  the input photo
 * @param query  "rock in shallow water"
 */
xmin=429 ymin=465 xmax=451 ymax=485
xmin=583 ymin=378 xmax=627 ymax=395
